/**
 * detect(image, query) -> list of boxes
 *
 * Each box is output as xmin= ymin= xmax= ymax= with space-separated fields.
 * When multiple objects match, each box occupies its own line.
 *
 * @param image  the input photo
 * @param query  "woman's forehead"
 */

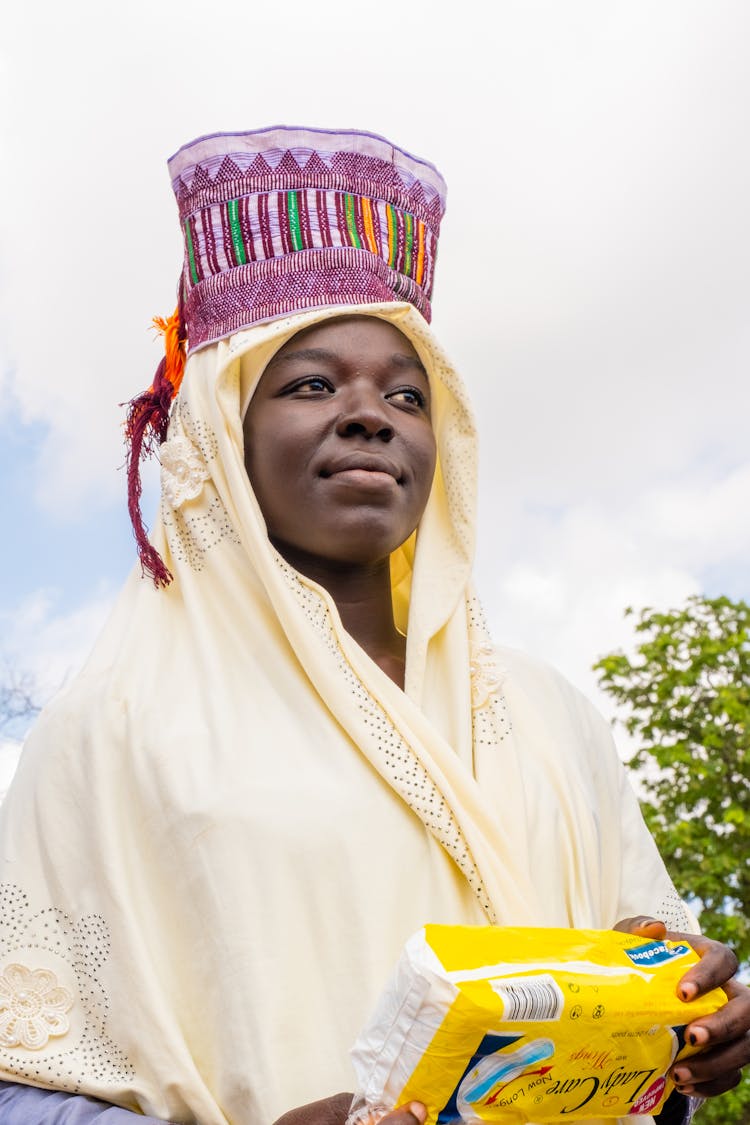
xmin=255 ymin=316 xmax=429 ymax=395
xmin=271 ymin=314 xmax=423 ymax=361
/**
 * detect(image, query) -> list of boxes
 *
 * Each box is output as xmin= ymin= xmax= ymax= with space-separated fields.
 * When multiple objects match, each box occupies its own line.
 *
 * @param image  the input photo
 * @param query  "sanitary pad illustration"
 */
xmin=456 ymin=1038 xmax=555 ymax=1119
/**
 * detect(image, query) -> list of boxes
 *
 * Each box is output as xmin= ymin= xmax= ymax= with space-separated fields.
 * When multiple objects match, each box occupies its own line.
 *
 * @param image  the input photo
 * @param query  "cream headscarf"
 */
xmin=0 ymin=303 xmax=689 ymax=1124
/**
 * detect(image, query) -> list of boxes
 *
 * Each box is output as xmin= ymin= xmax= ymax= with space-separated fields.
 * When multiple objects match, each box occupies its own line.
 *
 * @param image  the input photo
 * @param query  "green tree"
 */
xmin=594 ymin=595 xmax=750 ymax=1124
xmin=595 ymin=595 xmax=749 ymax=960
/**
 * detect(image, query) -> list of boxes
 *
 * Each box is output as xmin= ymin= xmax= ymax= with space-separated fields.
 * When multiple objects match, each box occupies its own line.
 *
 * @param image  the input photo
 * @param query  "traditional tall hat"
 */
xmin=171 ymin=125 xmax=447 ymax=351
xmin=126 ymin=126 xmax=447 ymax=585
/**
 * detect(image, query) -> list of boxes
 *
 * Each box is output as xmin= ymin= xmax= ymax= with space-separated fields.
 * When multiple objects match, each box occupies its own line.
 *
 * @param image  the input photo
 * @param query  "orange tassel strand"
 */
xmin=123 ymin=302 xmax=187 ymax=588
xmin=152 ymin=307 xmax=187 ymax=401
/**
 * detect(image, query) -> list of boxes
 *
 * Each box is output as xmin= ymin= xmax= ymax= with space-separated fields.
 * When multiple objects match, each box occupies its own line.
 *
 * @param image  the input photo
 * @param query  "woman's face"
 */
xmin=243 ymin=316 xmax=437 ymax=568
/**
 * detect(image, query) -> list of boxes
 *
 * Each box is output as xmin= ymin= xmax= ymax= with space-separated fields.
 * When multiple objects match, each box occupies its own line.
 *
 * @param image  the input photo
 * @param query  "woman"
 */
xmin=0 ymin=127 xmax=747 ymax=1125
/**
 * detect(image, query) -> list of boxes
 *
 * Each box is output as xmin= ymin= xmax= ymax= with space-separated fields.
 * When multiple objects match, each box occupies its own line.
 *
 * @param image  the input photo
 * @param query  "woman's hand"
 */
xmin=614 ymin=916 xmax=750 ymax=1097
xmin=273 ymin=1093 xmax=426 ymax=1125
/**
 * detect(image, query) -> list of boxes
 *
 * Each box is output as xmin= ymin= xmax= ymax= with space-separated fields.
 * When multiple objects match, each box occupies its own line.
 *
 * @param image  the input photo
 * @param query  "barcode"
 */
xmin=489 ymin=973 xmax=564 ymax=1022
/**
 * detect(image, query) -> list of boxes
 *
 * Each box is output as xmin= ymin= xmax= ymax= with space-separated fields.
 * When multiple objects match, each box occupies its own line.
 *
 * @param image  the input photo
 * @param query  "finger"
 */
xmin=683 ymin=977 xmax=750 ymax=1048
xmin=672 ymin=1031 xmax=750 ymax=1090
xmin=666 ymin=933 xmax=739 ymax=1001
xmin=613 ymin=924 xmax=738 ymax=1004
xmin=672 ymin=1034 xmax=750 ymax=1097
xmin=675 ymin=1067 xmax=744 ymax=1099
xmin=612 ymin=916 xmax=667 ymax=937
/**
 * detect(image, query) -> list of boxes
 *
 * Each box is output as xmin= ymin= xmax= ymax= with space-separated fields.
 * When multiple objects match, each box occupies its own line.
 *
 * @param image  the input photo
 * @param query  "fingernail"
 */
xmin=409 ymin=1103 xmax=427 ymax=1124
xmin=680 ymin=982 xmax=698 ymax=1001
xmin=673 ymin=1068 xmax=692 ymax=1084
xmin=688 ymin=1026 xmax=708 ymax=1046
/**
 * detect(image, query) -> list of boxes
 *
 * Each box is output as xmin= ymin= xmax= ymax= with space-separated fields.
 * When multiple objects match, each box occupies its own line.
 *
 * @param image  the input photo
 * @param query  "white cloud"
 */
xmin=2 ymin=2 xmax=749 ymax=516
xmin=478 ymin=505 xmax=698 ymax=704
xmin=0 ymin=584 xmax=115 ymax=796
xmin=475 ymin=453 xmax=750 ymax=732
xmin=0 ymin=585 xmax=115 ymax=792
xmin=0 ymin=586 xmax=114 ymax=703
xmin=1 ymin=0 xmax=749 ymax=752
xmin=640 ymin=463 xmax=750 ymax=567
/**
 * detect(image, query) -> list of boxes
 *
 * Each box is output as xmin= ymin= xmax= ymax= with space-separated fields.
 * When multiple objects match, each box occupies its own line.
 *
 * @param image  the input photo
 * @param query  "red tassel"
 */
xmin=124 ymin=305 xmax=187 ymax=588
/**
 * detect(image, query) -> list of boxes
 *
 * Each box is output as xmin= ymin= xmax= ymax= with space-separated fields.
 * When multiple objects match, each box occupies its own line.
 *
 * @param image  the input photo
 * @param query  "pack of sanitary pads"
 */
xmin=348 ymin=926 xmax=724 ymax=1123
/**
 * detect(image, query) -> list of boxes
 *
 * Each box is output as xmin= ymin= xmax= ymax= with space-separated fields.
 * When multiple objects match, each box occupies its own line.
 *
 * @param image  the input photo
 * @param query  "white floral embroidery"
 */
xmin=469 ymin=641 xmax=502 ymax=709
xmin=0 ymin=963 xmax=73 ymax=1050
xmin=0 ymin=884 xmax=134 ymax=1088
xmin=160 ymin=436 xmax=210 ymax=508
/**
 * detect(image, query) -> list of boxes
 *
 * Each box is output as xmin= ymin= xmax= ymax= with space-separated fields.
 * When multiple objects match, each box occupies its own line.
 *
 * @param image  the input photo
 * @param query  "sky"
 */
xmin=1 ymin=1 xmax=749 ymax=785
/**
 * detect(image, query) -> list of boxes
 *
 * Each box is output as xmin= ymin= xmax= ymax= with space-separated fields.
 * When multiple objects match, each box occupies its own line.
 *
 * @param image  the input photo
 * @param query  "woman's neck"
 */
xmin=272 ymin=543 xmax=406 ymax=688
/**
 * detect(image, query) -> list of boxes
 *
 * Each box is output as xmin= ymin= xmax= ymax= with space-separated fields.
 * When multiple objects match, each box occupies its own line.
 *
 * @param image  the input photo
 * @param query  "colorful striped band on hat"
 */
xmin=168 ymin=126 xmax=447 ymax=351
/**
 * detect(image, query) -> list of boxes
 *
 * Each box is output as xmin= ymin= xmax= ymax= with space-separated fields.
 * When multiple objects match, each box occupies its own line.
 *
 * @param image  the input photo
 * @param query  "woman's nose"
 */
xmin=335 ymin=387 xmax=394 ymax=441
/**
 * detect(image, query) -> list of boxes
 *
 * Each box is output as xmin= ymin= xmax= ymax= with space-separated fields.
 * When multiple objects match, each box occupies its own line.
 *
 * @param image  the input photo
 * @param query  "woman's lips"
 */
xmin=320 ymin=453 xmax=402 ymax=484
xmin=328 ymin=467 xmax=398 ymax=489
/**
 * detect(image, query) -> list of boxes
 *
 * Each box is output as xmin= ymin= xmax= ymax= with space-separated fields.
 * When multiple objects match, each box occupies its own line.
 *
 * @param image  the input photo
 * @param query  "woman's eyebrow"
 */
xmin=267 ymin=347 xmax=427 ymax=379
xmin=390 ymin=354 xmax=428 ymax=379
xmin=267 ymin=347 xmax=338 ymax=368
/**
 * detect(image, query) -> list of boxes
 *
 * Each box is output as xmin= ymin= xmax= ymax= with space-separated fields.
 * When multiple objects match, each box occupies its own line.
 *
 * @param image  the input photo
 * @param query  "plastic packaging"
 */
xmin=348 ymin=925 xmax=725 ymax=1123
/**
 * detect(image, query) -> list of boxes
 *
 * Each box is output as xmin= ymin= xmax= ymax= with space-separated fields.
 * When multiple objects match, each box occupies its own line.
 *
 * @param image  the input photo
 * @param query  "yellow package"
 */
xmin=350 ymin=925 xmax=725 ymax=1123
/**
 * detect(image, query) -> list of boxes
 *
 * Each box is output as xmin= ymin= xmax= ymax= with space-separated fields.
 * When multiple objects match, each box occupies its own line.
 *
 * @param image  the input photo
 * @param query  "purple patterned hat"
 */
xmin=168 ymin=125 xmax=447 ymax=352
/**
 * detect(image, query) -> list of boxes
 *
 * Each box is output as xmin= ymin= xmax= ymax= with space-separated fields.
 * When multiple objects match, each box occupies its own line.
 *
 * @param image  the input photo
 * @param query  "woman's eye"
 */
xmin=284 ymin=376 xmax=333 ymax=395
xmin=387 ymin=387 xmax=427 ymax=409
